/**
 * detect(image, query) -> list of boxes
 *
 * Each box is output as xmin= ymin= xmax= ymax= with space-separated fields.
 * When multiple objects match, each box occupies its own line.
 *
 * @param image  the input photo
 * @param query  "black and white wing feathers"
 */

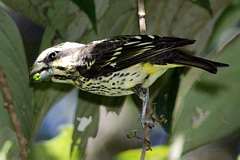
xmin=77 ymin=35 xmax=195 ymax=78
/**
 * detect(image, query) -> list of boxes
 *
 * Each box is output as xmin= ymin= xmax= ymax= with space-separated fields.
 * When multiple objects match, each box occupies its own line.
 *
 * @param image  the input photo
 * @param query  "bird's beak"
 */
xmin=29 ymin=61 xmax=54 ymax=82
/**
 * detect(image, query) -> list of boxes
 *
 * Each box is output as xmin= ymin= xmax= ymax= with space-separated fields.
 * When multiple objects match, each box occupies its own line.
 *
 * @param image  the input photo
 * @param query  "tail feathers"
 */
xmin=171 ymin=50 xmax=229 ymax=74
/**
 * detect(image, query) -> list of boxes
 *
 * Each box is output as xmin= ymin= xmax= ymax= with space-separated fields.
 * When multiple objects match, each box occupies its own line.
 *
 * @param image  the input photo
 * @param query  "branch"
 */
xmin=0 ymin=67 xmax=28 ymax=160
xmin=138 ymin=0 xmax=146 ymax=35
xmin=137 ymin=1 xmax=154 ymax=160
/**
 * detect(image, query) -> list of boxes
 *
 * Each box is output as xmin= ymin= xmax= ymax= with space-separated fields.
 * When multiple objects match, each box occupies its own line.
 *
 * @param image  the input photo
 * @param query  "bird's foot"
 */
xmin=141 ymin=116 xmax=156 ymax=129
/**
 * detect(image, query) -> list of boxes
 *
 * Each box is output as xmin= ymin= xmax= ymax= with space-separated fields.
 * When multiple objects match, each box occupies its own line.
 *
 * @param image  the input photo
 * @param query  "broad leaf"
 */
xmin=171 ymin=2 xmax=240 ymax=153
xmin=205 ymin=1 xmax=240 ymax=54
xmin=114 ymin=146 xmax=169 ymax=160
xmin=2 ymin=0 xmax=52 ymax=26
xmin=0 ymin=9 xmax=33 ymax=157
xmin=30 ymin=0 xmax=73 ymax=142
xmin=190 ymin=0 xmax=213 ymax=15
xmin=172 ymin=36 xmax=240 ymax=153
xmin=153 ymin=69 xmax=183 ymax=131
xmin=32 ymin=126 xmax=81 ymax=160
xmin=72 ymin=91 xmax=125 ymax=157
xmin=71 ymin=0 xmax=97 ymax=33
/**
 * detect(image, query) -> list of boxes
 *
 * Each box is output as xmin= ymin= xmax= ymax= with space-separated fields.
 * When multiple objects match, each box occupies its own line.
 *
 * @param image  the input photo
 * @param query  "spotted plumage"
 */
xmin=30 ymin=35 xmax=229 ymax=127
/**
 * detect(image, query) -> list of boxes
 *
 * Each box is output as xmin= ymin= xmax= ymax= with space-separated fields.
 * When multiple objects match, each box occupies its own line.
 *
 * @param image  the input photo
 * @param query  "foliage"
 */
xmin=32 ymin=126 xmax=82 ymax=160
xmin=0 ymin=0 xmax=239 ymax=159
xmin=172 ymin=1 xmax=240 ymax=153
xmin=114 ymin=146 xmax=169 ymax=160
xmin=71 ymin=0 xmax=97 ymax=32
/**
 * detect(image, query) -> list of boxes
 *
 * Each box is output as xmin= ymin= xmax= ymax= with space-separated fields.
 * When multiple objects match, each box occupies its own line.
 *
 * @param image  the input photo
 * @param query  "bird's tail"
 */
xmin=170 ymin=50 xmax=229 ymax=74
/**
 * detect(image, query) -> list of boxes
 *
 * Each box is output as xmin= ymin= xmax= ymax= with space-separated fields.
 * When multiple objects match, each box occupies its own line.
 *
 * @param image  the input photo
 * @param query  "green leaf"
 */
xmin=0 ymin=9 xmax=33 ymax=138
xmin=71 ymin=93 xmax=99 ymax=158
xmin=2 ymin=0 xmax=52 ymax=26
xmin=153 ymin=69 xmax=183 ymax=132
xmin=0 ymin=141 xmax=14 ymax=160
xmin=190 ymin=0 xmax=213 ymax=15
xmin=0 ymin=9 xmax=33 ymax=158
xmin=71 ymin=0 xmax=97 ymax=33
xmin=205 ymin=1 xmax=240 ymax=54
xmin=30 ymin=0 xmax=73 ymax=143
xmin=171 ymin=1 xmax=240 ymax=153
xmin=33 ymin=126 xmax=82 ymax=160
xmin=39 ymin=0 xmax=69 ymax=49
xmin=172 ymin=16 xmax=240 ymax=155
xmin=172 ymin=36 xmax=240 ymax=153
xmin=71 ymin=91 xmax=125 ymax=156
xmin=113 ymin=146 xmax=169 ymax=160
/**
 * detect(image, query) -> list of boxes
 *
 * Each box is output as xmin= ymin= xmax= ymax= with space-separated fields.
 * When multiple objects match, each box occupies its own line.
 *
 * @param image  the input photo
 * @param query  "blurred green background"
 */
xmin=0 ymin=0 xmax=239 ymax=159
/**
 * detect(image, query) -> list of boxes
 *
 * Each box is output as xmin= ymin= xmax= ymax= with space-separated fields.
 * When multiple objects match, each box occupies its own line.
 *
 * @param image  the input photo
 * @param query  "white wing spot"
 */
xmin=124 ymin=41 xmax=140 ymax=45
xmin=148 ymin=35 xmax=155 ymax=39
xmin=114 ymin=47 xmax=122 ymax=51
xmin=136 ymin=42 xmax=152 ymax=46
xmin=134 ymin=36 xmax=142 ymax=40
xmin=110 ymin=57 xmax=117 ymax=61
xmin=110 ymin=62 xmax=117 ymax=67
xmin=113 ymin=51 xmax=121 ymax=56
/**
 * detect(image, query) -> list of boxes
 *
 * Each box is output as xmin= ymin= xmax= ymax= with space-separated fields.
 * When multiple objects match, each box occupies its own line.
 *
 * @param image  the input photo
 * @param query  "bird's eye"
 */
xmin=48 ymin=51 xmax=58 ymax=61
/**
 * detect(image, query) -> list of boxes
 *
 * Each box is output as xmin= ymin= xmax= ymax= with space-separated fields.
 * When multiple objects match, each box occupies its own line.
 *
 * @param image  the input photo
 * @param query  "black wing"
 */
xmin=77 ymin=35 xmax=195 ymax=78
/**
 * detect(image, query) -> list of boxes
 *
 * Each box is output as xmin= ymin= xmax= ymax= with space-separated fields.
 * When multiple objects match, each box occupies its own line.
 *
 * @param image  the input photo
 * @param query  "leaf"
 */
xmin=78 ymin=0 xmax=139 ymax=40
xmin=71 ymin=91 xmax=125 ymax=157
xmin=153 ymin=69 xmax=183 ymax=132
xmin=71 ymin=0 xmax=97 ymax=33
xmin=113 ymin=146 xmax=169 ymax=160
xmin=71 ymin=93 xmax=99 ymax=158
xmin=0 ymin=9 xmax=33 ymax=138
xmin=190 ymin=0 xmax=213 ymax=15
xmin=32 ymin=126 xmax=82 ymax=160
xmin=172 ymin=36 xmax=240 ymax=153
xmin=2 ymin=0 xmax=52 ymax=26
xmin=205 ymin=1 xmax=240 ymax=54
xmin=0 ymin=9 xmax=33 ymax=158
xmin=30 ymin=0 xmax=73 ymax=142
xmin=171 ymin=11 xmax=240 ymax=154
xmin=39 ymin=0 xmax=69 ymax=49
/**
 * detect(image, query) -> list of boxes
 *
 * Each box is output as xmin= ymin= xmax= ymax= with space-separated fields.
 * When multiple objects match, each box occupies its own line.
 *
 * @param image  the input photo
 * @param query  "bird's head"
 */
xmin=30 ymin=42 xmax=85 ymax=83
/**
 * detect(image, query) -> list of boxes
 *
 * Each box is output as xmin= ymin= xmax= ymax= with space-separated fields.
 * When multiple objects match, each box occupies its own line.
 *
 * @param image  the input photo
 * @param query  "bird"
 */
xmin=30 ymin=35 xmax=229 ymax=127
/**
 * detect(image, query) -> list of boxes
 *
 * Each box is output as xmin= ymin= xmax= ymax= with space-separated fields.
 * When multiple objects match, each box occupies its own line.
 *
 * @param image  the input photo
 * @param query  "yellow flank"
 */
xmin=142 ymin=62 xmax=159 ymax=74
xmin=161 ymin=63 xmax=183 ymax=68
xmin=143 ymin=62 xmax=183 ymax=73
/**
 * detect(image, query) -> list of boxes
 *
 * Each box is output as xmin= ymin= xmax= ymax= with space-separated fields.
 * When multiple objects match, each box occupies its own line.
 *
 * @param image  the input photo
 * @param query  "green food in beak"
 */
xmin=32 ymin=73 xmax=41 ymax=81
xmin=30 ymin=62 xmax=54 ymax=82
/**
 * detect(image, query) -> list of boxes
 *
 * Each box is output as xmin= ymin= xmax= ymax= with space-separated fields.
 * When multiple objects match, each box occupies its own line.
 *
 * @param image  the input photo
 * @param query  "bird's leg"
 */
xmin=132 ymin=85 xmax=154 ymax=128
